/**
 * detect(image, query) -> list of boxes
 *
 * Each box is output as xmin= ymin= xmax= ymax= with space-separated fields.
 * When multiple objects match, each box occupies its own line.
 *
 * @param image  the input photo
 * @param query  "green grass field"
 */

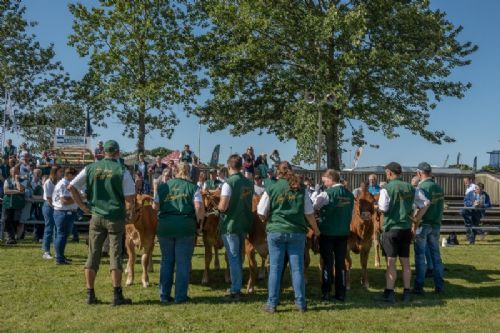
xmin=1 ymin=235 xmax=500 ymax=333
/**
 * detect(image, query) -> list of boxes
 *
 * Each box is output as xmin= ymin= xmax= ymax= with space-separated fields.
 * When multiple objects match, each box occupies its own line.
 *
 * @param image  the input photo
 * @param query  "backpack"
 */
xmin=447 ymin=232 xmax=459 ymax=246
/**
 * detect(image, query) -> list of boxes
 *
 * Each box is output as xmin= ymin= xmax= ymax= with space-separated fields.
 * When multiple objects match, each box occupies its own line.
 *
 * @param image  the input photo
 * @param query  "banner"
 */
xmin=55 ymin=135 xmax=87 ymax=148
xmin=209 ymin=144 xmax=221 ymax=167
xmin=352 ymin=147 xmax=363 ymax=169
xmin=473 ymin=156 xmax=477 ymax=171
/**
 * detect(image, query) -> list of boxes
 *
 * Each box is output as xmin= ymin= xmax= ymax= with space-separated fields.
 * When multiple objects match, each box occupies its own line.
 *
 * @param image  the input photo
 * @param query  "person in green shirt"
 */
xmin=153 ymin=162 xmax=205 ymax=304
xmin=3 ymin=139 xmax=17 ymax=159
xmin=3 ymin=166 xmax=25 ymax=244
xmin=69 ymin=140 xmax=136 ymax=306
xmin=412 ymin=162 xmax=445 ymax=295
xmin=315 ymin=169 xmax=354 ymax=302
xmin=257 ymin=162 xmax=320 ymax=313
xmin=217 ymin=154 xmax=254 ymax=302
xmin=203 ymin=169 xmax=222 ymax=191
xmin=375 ymin=162 xmax=429 ymax=304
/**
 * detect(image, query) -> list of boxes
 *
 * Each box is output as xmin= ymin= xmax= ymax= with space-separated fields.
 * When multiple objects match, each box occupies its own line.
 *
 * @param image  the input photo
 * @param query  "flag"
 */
xmin=456 ymin=152 xmax=461 ymax=165
xmin=209 ymin=144 xmax=221 ymax=167
xmin=352 ymin=147 xmax=363 ymax=169
xmin=473 ymin=156 xmax=477 ymax=171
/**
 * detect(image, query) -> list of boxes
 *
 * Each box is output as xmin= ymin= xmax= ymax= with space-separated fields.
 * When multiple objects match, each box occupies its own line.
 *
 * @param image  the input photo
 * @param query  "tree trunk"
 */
xmin=137 ymin=99 xmax=146 ymax=155
xmin=325 ymin=120 xmax=341 ymax=170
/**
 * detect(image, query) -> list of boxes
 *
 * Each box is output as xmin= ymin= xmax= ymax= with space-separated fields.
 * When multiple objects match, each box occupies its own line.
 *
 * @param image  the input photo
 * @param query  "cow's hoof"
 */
xmin=201 ymin=277 xmax=209 ymax=285
xmin=374 ymin=262 xmax=381 ymax=268
xmin=142 ymin=281 xmax=150 ymax=288
xmin=247 ymin=287 xmax=254 ymax=294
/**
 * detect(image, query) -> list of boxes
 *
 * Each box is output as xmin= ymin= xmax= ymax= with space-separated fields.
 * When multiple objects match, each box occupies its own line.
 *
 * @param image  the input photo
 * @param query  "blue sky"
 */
xmin=14 ymin=0 xmax=500 ymax=168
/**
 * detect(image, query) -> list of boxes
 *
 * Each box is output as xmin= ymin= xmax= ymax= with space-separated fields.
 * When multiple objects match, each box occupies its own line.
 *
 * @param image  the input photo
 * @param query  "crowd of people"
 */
xmin=0 ymin=138 xmax=493 ymax=311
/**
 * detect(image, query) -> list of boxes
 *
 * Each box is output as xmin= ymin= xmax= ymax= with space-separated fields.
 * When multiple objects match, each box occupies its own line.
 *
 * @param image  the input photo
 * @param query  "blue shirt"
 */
xmin=368 ymin=185 xmax=381 ymax=195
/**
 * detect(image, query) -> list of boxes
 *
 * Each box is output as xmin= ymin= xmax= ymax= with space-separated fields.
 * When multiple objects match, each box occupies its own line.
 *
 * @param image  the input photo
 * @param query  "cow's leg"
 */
xmin=258 ymin=253 xmax=267 ymax=280
xmin=125 ymin=239 xmax=135 ymax=286
xmin=345 ymin=251 xmax=352 ymax=291
xmin=246 ymin=249 xmax=257 ymax=294
xmin=202 ymin=234 xmax=212 ymax=284
xmin=224 ymin=252 xmax=230 ymax=284
xmin=141 ymin=243 xmax=153 ymax=288
xmin=360 ymin=248 xmax=370 ymax=289
xmin=214 ymin=245 xmax=221 ymax=270
xmin=374 ymin=235 xmax=381 ymax=268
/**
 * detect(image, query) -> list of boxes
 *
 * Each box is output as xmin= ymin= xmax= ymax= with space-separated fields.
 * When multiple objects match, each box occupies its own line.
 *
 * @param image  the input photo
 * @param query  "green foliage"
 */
xmin=18 ymin=102 xmax=87 ymax=153
xmin=449 ymin=163 xmax=473 ymax=171
xmin=68 ymin=0 xmax=206 ymax=153
xmin=193 ymin=0 xmax=476 ymax=168
xmin=481 ymin=165 xmax=500 ymax=174
xmin=0 ymin=0 xmax=69 ymax=127
xmin=148 ymin=146 xmax=173 ymax=157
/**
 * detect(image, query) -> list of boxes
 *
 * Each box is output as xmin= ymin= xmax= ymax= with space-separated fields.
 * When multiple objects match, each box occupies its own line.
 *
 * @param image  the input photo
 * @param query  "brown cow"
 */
xmin=245 ymin=194 xmax=268 ymax=293
xmin=345 ymin=191 xmax=375 ymax=290
xmin=372 ymin=193 xmax=385 ymax=268
xmin=125 ymin=194 xmax=157 ymax=288
xmin=201 ymin=191 xmax=229 ymax=284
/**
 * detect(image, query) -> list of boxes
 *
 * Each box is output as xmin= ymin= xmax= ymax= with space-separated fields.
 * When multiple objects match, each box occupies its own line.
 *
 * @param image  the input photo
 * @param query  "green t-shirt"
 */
xmin=419 ymin=178 xmax=444 ymax=227
xmin=204 ymin=178 xmax=221 ymax=190
xmin=221 ymin=172 xmax=254 ymax=234
xmin=319 ymin=185 xmax=354 ymax=236
xmin=266 ymin=179 xmax=308 ymax=234
xmin=264 ymin=177 xmax=277 ymax=190
xmin=383 ymin=178 xmax=415 ymax=231
xmin=256 ymin=164 xmax=269 ymax=178
xmin=156 ymin=178 xmax=198 ymax=238
xmin=86 ymin=158 xmax=126 ymax=220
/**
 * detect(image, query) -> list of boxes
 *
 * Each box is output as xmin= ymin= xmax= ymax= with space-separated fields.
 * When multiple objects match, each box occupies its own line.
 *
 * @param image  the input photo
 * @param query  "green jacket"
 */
xmin=419 ymin=178 xmax=444 ymax=227
xmin=319 ymin=185 xmax=354 ymax=236
xmin=266 ymin=179 xmax=308 ymax=234
xmin=221 ymin=172 xmax=254 ymax=234
xmin=383 ymin=178 xmax=415 ymax=231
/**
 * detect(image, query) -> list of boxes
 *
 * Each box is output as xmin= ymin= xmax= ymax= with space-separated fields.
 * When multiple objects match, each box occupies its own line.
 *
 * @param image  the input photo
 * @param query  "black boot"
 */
xmin=86 ymin=289 xmax=100 ymax=305
xmin=112 ymin=287 xmax=132 ymax=306
xmin=402 ymin=288 xmax=412 ymax=303
xmin=374 ymin=289 xmax=396 ymax=304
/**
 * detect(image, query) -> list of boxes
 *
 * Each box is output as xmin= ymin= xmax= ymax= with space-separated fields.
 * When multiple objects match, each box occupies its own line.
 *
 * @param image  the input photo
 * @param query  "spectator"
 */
xmin=257 ymin=161 xmax=320 ymax=313
xmin=264 ymin=169 xmax=277 ymax=189
xmin=0 ymin=157 xmax=9 ymax=181
xmin=197 ymin=172 xmax=206 ymax=189
xmin=149 ymin=156 xmax=167 ymax=194
xmin=217 ymin=169 xmax=227 ymax=184
xmin=167 ymin=160 xmax=177 ymax=178
xmin=3 ymin=166 xmax=25 ymax=245
xmin=134 ymin=171 xmax=144 ymax=194
xmin=462 ymin=182 xmax=491 ymax=244
xmin=134 ymin=153 xmax=149 ymax=194
xmin=352 ymin=181 xmax=369 ymax=199
xmin=42 ymin=166 xmax=63 ymax=259
xmin=411 ymin=162 xmax=445 ymax=295
xmin=190 ymin=156 xmax=200 ymax=184
xmin=52 ymin=167 xmax=78 ymax=265
xmin=19 ymin=152 xmax=31 ymax=179
xmin=180 ymin=144 xmax=194 ymax=164
xmin=368 ymin=174 xmax=381 ymax=196
xmin=17 ymin=142 xmax=29 ymax=160
xmin=218 ymin=154 xmax=254 ymax=302
xmin=30 ymin=169 xmax=44 ymax=242
xmin=254 ymin=175 xmax=265 ymax=196
xmin=242 ymin=146 xmax=255 ymax=179
xmin=94 ymin=141 xmax=105 ymax=161
xmin=3 ymin=139 xmax=17 ymax=159
xmin=203 ymin=169 xmax=222 ymax=191
xmin=153 ymin=162 xmax=205 ymax=304
xmin=375 ymin=162 xmax=429 ymax=304
xmin=270 ymin=149 xmax=281 ymax=170
xmin=255 ymin=153 xmax=269 ymax=180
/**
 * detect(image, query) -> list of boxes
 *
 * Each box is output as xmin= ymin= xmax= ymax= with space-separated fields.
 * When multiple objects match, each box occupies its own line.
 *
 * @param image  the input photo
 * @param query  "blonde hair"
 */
xmin=176 ymin=162 xmax=190 ymax=180
xmin=277 ymin=161 xmax=301 ymax=191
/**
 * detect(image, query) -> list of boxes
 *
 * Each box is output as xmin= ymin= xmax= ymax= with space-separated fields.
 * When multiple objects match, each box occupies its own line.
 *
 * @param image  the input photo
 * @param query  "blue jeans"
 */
xmin=53 ymin=210 xmax=76 ymax=262
xmin=267 ymin=232 xmax=306 ymax=309
xmin=42 ymin=203 xmax=55 ymax=252
xmin=414 ymin=224 xmax=444 ymax=291
xmin=222 ymin=233 xmax=246 ymax=294
xmin=158 ymin=236 xmax=195 ymax=303
xmin=461 ymin=209 xmax=483 ymax=243
xmin=425 ymin=246 xmax=434 ymax=271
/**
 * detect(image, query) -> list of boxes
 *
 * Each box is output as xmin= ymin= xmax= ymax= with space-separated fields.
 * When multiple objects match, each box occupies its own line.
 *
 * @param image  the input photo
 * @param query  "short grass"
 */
xmin=1 ymin=235 xmax=500 ymax=333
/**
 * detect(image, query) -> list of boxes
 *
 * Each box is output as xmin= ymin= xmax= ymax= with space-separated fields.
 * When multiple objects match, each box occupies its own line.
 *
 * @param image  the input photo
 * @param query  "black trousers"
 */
xmin=320 ymin=235 xmax=348 ymax=297
xmin=4 ymin=208 xmax=19 ymax=241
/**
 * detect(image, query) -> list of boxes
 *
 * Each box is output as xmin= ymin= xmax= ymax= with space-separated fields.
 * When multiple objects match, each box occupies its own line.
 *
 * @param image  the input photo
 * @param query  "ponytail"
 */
xmin=277 ymin=161 xmax=301 ymax=191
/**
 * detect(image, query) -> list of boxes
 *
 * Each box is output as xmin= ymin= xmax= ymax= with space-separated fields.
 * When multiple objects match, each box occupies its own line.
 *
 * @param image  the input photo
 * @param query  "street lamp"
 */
xmin=305 ymin=92 xmax=335 ymax=183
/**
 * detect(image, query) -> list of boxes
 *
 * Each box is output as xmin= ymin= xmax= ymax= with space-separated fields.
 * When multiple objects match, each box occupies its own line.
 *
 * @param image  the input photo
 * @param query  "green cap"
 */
xmin=417 ymin=162 xmax=432 ymax=173
xmin=104 ymin=140 xmax=120 ymax=153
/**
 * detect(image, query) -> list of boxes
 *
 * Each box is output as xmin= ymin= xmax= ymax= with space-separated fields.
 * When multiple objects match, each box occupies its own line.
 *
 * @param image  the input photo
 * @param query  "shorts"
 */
xmin=85 ymin=215 xmax=125 ymax=272
xmin=381 ymin=229 xmax=412 ymax=258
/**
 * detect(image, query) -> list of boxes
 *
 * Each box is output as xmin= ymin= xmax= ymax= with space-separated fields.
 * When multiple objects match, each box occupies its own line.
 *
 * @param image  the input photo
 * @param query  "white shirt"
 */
xmin=254 ymin=184 xmax=265 ymax=196
xmin=465 ymin=183 xmax=477 ymax=195
xmin=257 ymin=190 xmax=314 ymax=217
xmin=43 ymin=179 xmax=56 ymax=201
xmin=221 ymin=182 xmax=232 ymax=197
xmin=70 ymin=167 xmax=135 ymax=196
xmin=53 ymin=178 xmax=78 ymax=211
xmin=312 ymin=184 xmax=344 ymax=210
xmin=378 ymin=187 xmax=429 ymax=212
xmin=19 ymin=163 xmax=31 ymax=178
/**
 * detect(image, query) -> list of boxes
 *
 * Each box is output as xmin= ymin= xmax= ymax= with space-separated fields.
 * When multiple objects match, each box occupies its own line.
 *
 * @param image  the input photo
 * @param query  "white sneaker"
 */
xmin=42 ymin=252 xmax=53 ymax=260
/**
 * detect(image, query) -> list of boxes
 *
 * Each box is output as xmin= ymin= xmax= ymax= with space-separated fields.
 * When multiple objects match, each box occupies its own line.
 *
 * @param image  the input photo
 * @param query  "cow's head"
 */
xmin=203 ymin=191 xmax=221 ymax=212
xmin=356 ymin=192 xmax=375 ymax=223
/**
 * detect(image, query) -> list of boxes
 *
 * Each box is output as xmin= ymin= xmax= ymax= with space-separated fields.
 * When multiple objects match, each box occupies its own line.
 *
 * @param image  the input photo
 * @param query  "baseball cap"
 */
xmin=385 ymin=162 xmax=402 ymax=175
xmin=104 ymin=140 xmax=120 ymax=153
xmin=417 ymin=162 xmax=432 ymax=173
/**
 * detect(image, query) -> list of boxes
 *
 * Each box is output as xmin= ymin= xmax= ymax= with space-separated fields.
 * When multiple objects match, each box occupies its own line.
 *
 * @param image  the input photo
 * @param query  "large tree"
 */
xmin=1 ymin=0 xmax=68 ymax=133
xmin=194 ymin=0 xmax=477 ymax=169
xmin=68 ymin=0 xmax=205 ymax=154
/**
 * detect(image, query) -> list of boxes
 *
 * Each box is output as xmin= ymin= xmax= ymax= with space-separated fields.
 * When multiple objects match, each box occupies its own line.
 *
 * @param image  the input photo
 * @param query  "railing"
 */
xmin=475 ymin=172 xmax=500 ymax=205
